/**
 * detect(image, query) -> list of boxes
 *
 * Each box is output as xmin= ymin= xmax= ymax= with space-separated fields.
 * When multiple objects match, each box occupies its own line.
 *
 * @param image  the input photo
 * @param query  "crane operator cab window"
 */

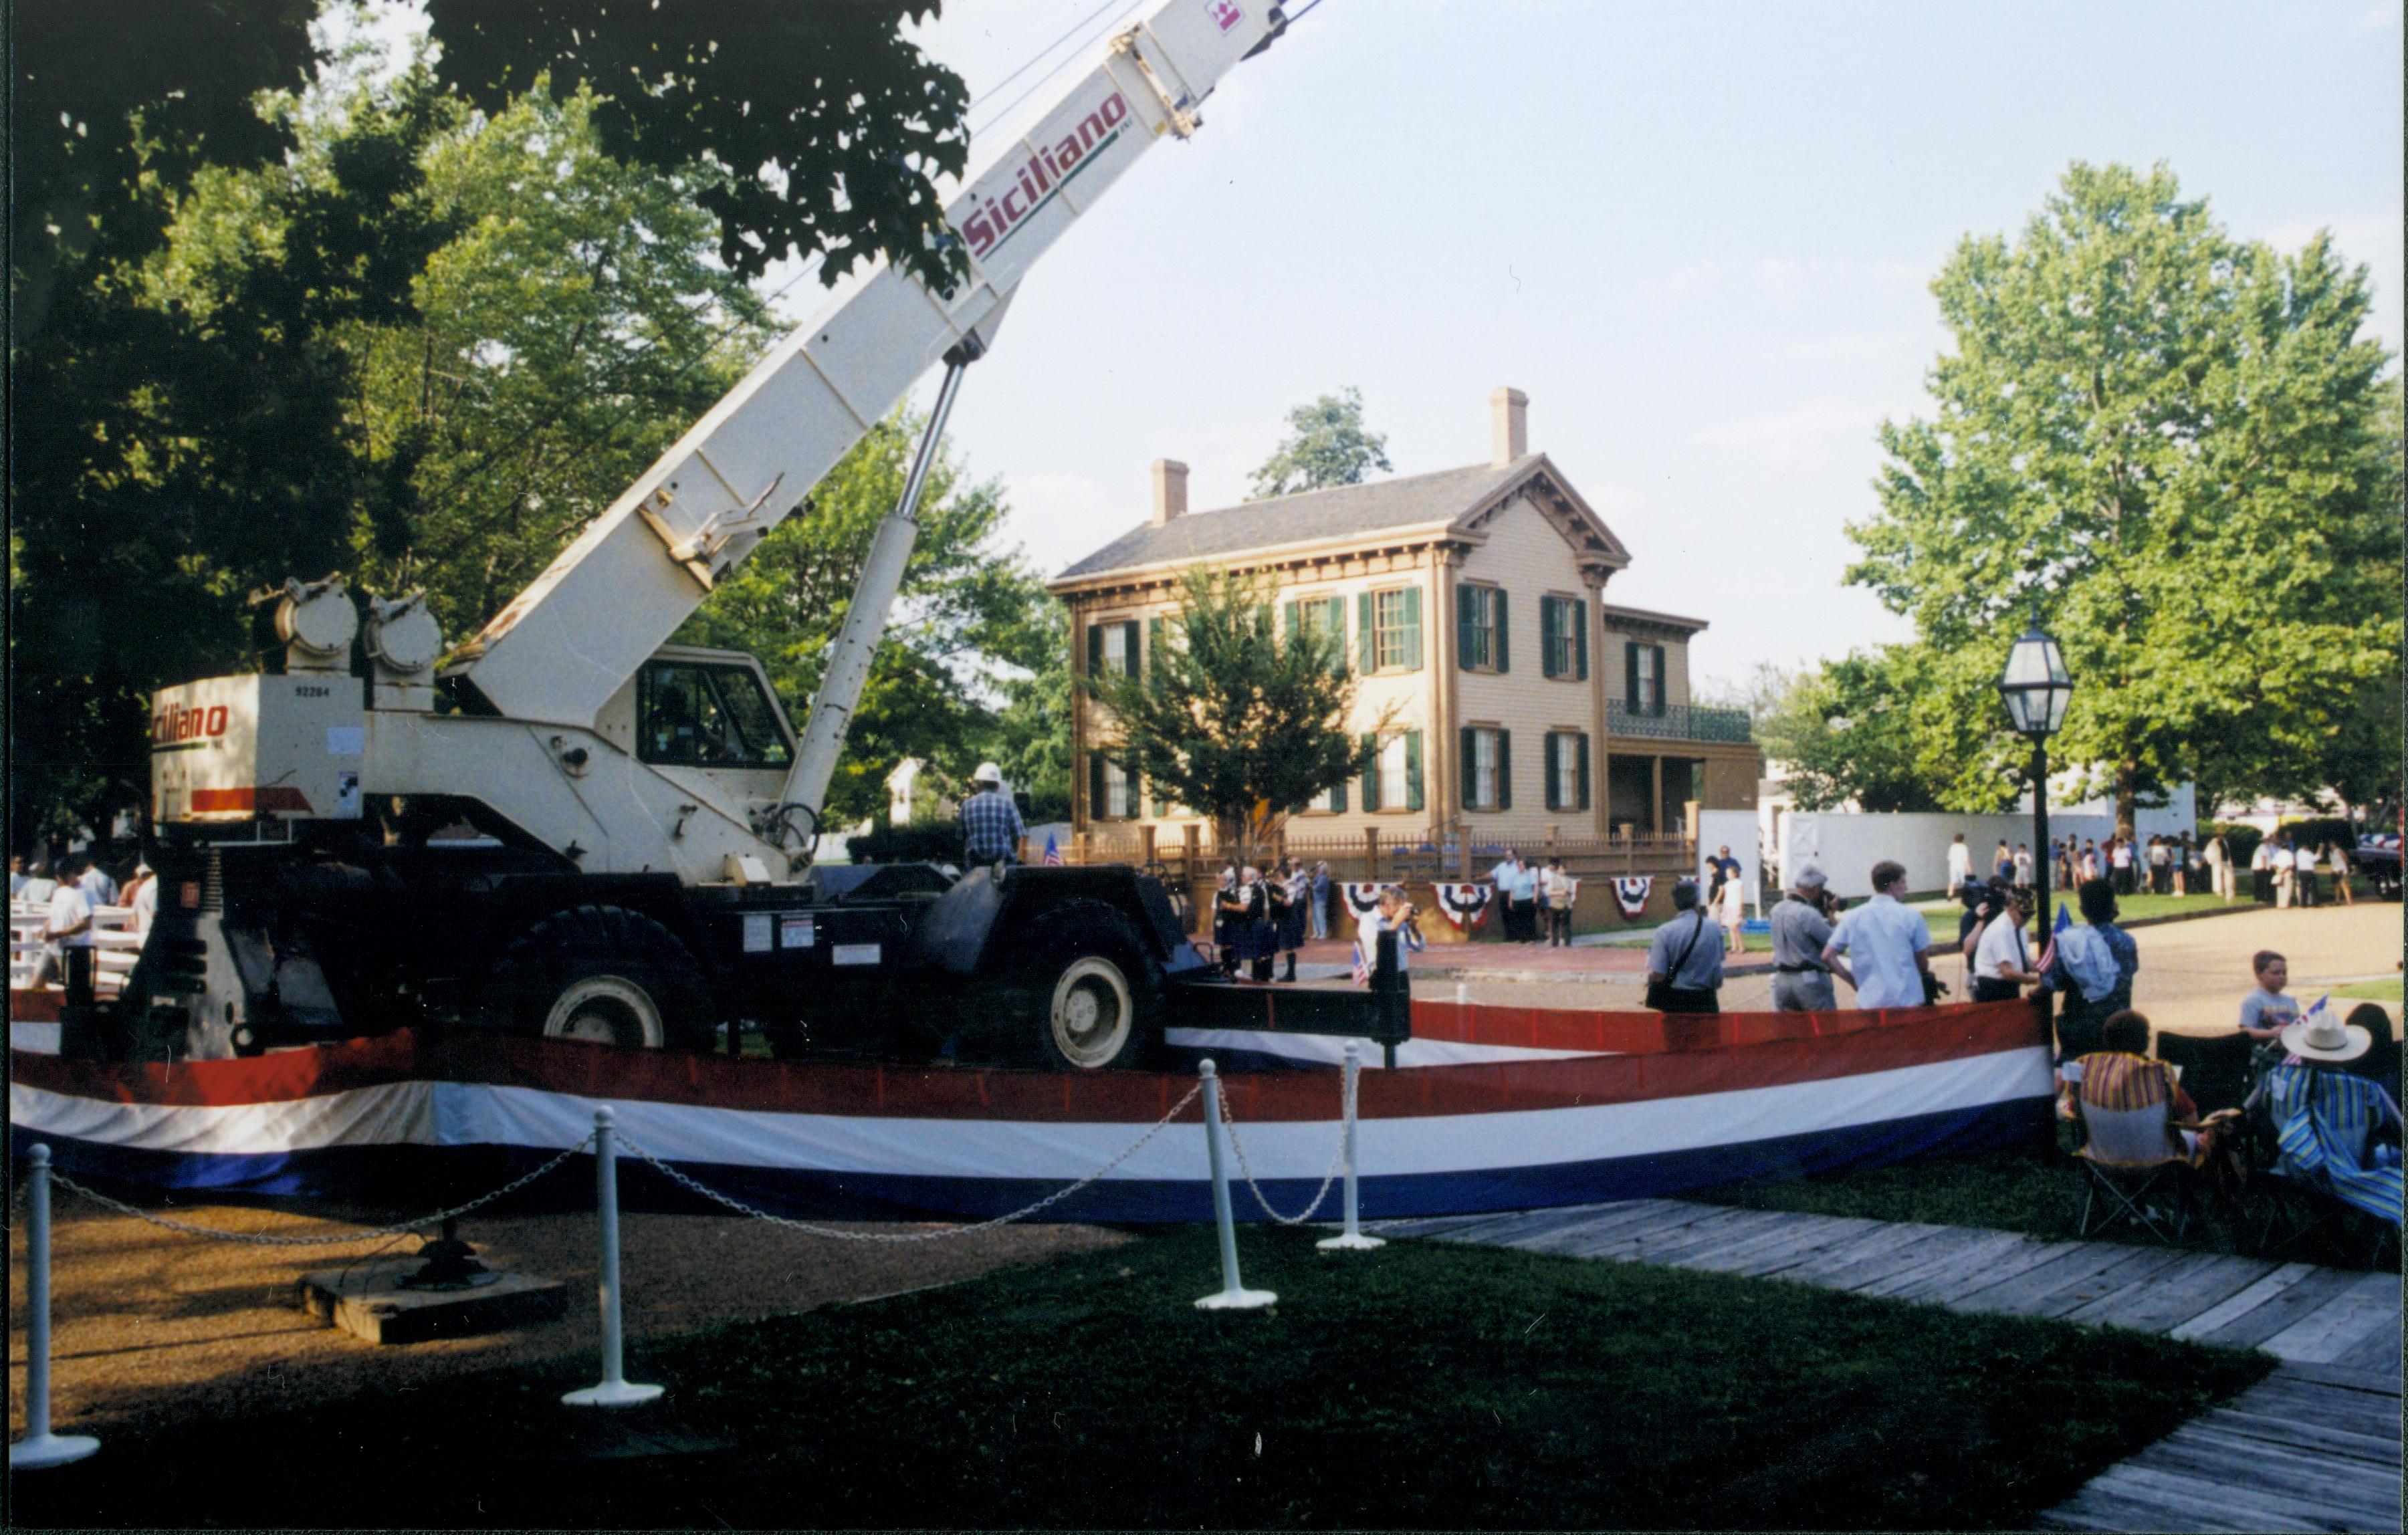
xmin=637 ymin=661 xmax=794 ymax=769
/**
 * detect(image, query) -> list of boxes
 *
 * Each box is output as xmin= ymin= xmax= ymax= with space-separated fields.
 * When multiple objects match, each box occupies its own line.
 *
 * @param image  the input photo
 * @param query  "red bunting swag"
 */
xmin=1612 ymin=876 xmax=1653 ymax=919
xmin=1433 ymin=882 xmax=1494 ymax=930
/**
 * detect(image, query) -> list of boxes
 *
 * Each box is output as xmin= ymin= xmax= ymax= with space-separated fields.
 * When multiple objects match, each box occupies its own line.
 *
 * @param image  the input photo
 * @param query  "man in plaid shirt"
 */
xmin=961 ymin=761 xmax=1025 ymax=865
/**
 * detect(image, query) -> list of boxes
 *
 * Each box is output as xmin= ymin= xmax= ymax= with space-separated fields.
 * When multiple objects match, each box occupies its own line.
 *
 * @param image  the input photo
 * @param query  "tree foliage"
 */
xmin=1249 ymin=387 xmax=1392 ymax=499
xmin=1848 ymin=161 xmax=2401 ymax=828
xmin=675 ymin=412 xmax=1057 ymax=828
xmin=1083 ymin=568 xmax=1382 ymax=862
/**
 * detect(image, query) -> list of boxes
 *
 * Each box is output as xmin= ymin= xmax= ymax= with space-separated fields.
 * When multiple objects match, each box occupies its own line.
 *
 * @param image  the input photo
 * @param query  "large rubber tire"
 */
xmin=1008 ymin=901 xmax=1164 ymax=1072
xmin=484 ymin=905 xmax=715 ymax=1053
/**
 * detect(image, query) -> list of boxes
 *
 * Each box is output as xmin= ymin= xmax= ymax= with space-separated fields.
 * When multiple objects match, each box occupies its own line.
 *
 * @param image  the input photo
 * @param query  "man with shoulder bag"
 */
xmin=1645 ymin=880 xmax=1724 ymax=1014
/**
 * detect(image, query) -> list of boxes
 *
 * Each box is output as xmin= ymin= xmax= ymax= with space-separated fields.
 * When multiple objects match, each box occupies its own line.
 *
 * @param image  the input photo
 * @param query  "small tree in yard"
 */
xmin=1082 ymin=568 xmax=1386 ymax=868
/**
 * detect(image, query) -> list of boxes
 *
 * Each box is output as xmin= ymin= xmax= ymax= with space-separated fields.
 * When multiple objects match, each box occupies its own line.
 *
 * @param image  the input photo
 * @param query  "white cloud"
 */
xmin=1690 ymin=394 xmax=1923 ymax=468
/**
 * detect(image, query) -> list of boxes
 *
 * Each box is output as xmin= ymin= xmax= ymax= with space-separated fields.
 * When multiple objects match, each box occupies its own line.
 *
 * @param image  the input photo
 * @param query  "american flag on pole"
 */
xmin=1042 ymin=833 xmax=1063 ymax=866
xmin=1351 ymin=940 xmax=1372 ymax=987
xmin=2034 ymin=900 xmax=2072 ymax=975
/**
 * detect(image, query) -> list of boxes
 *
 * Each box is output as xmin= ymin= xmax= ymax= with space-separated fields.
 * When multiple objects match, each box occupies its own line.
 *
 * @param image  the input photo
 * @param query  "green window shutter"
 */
xmin=1576 ymin=731 xmax=1592 ymax=811
xmin=1493 ymin=588 xmax=1509 ymax=675
xmin=1457 ymin=585 xmax=1479 ymax=670
xmin=1625 ymin=642 xmax=1640 ymax=713
xmin=1496 ymin=729 xmax=1513 ymax=812
xmin=1539 ymin=598 xmax=1559 ymax=680
xmin=1283 ymin=600 xmax=1301 ymax=644
xmin=1405 ymin=729 xmax=1425 ymax=812
xmin=1652 ymin=644 xmax=1668 ymax=715
xmin=1325 ymin=598 xmax=1347 ymax=675
xmin=1087 ymin=624 xmax=1104 ymax=677
xmin=1544 ymin=731 xmax=1561 ymax=811
xmin=1147 ymin=616 xmax=1164 ymax=680
xmin=1402 ymin=586 xmax=1422 ymax=671
xmin=1359 ymin=592 xmax=1376 ymax=671
xmin=1359 ymin=731 xmax=1382 ymax=812
xmin=1329 ymin=776 xmax=1347 ymax=813
xmin=1459 ymin=727 xmax=1478 ymax=811
xmin=1123 ymin=624 xmax=1141 ymax=678
xmin=1150 ymin=780 xmax=1167 ymax=818
xmin=1574 ymin=599 xmax=1589 ymax=681
xmin=1088 ymin=753 xmax=1105 ymax=819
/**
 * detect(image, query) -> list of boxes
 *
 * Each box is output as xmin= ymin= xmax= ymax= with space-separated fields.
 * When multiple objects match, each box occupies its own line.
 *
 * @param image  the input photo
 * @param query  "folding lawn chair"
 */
xmin=2155 ymin=1030 xmax=2254 ymax=1114
xmin=2255 ymin=1064 xmax=2403 ymax=1265
xmin=2072 ymin=1098 xmax=2205 ymax=1244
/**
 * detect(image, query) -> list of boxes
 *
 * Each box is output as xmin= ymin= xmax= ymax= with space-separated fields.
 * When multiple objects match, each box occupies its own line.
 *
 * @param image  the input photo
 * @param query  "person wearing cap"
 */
xmin=1969 ymin=884 xmax=2042 ymax=1003
xmin=1769 ymin=863 xmax=1841 ymax=1012
xmin=1644 ymin=880 xmax=1724 ymax=1014
xmin=960 ymin=761 xmax=1025 ymax=866
xmin=2248 ymin=1003 xmax=2403 ymax=1227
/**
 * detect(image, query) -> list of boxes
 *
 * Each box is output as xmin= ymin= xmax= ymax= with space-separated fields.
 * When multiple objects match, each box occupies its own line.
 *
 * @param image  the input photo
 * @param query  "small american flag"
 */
xmin=2034 ymin=901 xmax=2072 ymax=975
xmin=1351 ymin=940 xmax=1371 ymax=987
xmin=1042 ymin=833 xmax=1063 ymax=866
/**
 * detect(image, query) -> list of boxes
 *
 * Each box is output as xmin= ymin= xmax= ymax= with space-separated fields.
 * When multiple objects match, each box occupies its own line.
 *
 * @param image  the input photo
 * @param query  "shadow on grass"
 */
xmin=15 ymin=1224 xmax=2269 ymax=1530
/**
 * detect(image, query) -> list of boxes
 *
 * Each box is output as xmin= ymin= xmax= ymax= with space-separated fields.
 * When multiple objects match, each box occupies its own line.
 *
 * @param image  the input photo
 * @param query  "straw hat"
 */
xmin=2281 ymin=1006 xmax=2371 ymax=1064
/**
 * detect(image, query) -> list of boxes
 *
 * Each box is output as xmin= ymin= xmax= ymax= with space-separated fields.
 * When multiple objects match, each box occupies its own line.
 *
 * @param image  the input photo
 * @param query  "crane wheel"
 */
xmin=486 ymin=905 xmax=714 ymax=1053
xmin=1009 ymin=901 xmax=1163 ymax=1071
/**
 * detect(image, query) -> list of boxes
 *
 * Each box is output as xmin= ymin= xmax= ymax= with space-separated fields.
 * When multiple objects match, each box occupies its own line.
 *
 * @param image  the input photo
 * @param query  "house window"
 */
xmin=1456 ymin=584 xmax=1508 ymax=672
xmin=1087 ymin=619 xmax=1141 ymax=678
xmin=1089 ymin=753 xmax=1135 ymax=820
xmin=1625 ymin=642 xmax=1666 ymax=715
xmin=1360 ymin=587 xmax=1423 ymax=673
xmin=1357 ymin=729 xmax=1424 ymax=812
xmin=1458 ymin=726 xmax=1511 ymax=812
xmin=1541 ymin=596 xmax=1589 ymax=682
xmin=1310 ymin=778 xmax=1349 ymax=814
xmin=1284 ymin=596 xmax=1347 ymax=675
xmin=1544 ymin=730 xmax=1592 ymax=812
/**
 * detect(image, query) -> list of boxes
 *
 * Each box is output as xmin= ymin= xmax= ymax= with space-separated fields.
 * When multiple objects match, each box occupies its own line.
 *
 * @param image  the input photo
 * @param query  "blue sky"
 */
xmin=829 ymin=0 xmax=2401 ymax=695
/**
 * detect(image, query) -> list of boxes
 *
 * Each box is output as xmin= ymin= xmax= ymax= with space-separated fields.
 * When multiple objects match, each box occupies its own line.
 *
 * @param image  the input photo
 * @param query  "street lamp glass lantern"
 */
xmin=1999 ymin=622 xmax=2072 ymax=737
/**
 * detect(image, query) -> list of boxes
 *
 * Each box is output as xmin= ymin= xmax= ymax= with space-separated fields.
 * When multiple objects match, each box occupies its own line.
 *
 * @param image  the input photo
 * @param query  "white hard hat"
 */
xmin=972 ymin=761 xmax=1003 ymax=785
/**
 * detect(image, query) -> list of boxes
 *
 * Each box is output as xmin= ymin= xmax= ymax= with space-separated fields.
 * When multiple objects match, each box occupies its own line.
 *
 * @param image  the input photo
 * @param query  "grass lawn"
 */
xmin=1701 ymin=1128 xmax=2401 ymax=1274
xmin=12 ymin=1225 xmax=2271 ymax=1531
xmin=2331 ymin=976 xmax=2403 ymax=1003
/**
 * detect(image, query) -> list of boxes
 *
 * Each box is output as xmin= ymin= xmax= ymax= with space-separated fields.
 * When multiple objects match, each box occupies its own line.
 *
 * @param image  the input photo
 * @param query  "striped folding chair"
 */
xmin=2257 ymin=1064 xmax=2403 ymax=1264
xmin=2073 ymin=1099 xmax=2197 ymax=1243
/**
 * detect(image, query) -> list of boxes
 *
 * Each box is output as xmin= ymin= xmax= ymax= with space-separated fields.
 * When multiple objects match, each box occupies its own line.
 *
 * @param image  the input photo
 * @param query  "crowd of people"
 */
xmin=11 ymin=848 xmax=158 ymax=1007
xmin=1208 ymin=859 xmax=1335 ymax=983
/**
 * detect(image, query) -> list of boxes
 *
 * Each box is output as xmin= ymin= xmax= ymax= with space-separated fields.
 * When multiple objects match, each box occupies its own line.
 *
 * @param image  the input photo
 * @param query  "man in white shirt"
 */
xmin=1970 ymin=888 xmax=2040 ymax=1003
xmin=1821 ymin=859 xmax=1936 ymax=1010
xmin=1945 ymin=835 xmax=1973 ymax=898
xmin=2270 ymin=839 xmax=2296 ymax=908
xmin=44 ymin=855 xmax=98 ymax=1006
xmin=126 ymin=862 xmax=159 ymax=937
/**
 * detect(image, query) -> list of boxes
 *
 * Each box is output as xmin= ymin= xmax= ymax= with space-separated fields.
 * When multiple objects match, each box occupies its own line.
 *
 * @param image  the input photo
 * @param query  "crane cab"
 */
xmin=595 ymin=646 xmax=797 ymax=816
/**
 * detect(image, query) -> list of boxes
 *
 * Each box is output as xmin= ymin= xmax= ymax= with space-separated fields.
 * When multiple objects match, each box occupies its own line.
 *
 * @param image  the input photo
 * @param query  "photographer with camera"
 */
xmin=1770 ymin=862 xmax=1842 ymax=1012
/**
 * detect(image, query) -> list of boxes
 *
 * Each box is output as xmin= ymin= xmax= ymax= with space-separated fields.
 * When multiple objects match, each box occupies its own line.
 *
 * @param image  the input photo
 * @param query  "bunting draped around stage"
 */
xmin=9 ymin=1000 xmax=2054 ymax=1224
xmin=1612 ymin=876 xmax=1654 ymax=918
xmin=1341 ymin=883 xmax=1385 ymax=919
xmin=1431 ymin=882 xmax=1493 ymax=929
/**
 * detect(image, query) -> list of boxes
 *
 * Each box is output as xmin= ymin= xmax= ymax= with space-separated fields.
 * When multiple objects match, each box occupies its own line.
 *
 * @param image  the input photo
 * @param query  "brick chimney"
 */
xmin=1150 ymin=459 xmax=1188 ymax=525
xmin=1491 ymin=387 xmax=1528 ymax=466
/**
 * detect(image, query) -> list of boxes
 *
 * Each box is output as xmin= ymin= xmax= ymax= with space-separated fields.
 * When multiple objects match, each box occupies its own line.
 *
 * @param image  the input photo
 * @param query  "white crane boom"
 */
xmin=443 ymin=0 xmax=1286 ymax=754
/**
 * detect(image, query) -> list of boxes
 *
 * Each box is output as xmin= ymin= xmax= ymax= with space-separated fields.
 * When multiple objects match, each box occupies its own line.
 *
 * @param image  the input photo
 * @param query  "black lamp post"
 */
xmin=1999 ymin=614 xmax=2074 ymax=989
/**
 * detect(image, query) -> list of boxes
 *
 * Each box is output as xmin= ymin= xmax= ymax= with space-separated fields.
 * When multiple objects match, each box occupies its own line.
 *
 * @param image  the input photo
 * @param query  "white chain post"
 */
xmin=11 ymin=1145 xmax=100 ymax=1469
xmin=1317 ymin=1043 xmax=1384 ymax=1252
xmin=562 ymin=1108 xmax=663 ymax=1407
xmin=1193 ymin=1060 xmax=1275 ymax=1311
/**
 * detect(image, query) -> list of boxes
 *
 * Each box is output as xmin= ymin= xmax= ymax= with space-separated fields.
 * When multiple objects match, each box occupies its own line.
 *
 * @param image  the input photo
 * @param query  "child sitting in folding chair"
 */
xmin=2060 ymin=1010 xmax=2239 ymax=1241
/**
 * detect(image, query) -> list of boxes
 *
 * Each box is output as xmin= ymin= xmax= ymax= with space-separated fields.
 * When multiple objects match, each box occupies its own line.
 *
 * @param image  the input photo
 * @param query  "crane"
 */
xmin=118 ymin=0 xmax=1410 ymax=1071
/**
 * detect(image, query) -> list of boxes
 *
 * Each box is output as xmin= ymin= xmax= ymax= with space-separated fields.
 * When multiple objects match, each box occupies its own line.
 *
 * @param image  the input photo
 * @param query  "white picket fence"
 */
xmin=10 ymin=899 xmax=144 ymax=997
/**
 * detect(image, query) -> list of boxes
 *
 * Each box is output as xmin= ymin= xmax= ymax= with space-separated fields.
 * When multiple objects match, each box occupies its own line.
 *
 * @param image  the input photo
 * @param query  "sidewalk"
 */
xmin=1383 ymin=1200 xmax=2400 ymax=1533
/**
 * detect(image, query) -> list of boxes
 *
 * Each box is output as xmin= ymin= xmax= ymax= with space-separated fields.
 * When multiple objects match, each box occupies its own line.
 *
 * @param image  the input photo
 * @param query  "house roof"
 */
xmin=1599 ymin=601 xmax=1709 ymax=635
xmin=1049 ymin=455 xmax=1630 ymax=588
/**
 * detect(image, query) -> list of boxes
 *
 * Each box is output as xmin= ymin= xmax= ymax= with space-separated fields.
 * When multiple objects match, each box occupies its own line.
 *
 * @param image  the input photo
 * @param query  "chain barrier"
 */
xmin=617 ymin=1080 xmax=1208 ymax=1243
xmin=1214 ymin=1074 xmax=1349 ymax=1227
xmin=46 ymin=1135 xmax=596 ymax=1248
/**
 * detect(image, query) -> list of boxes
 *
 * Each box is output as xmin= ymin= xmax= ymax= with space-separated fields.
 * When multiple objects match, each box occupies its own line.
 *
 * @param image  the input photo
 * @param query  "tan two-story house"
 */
xmin=1046 ymin=389 xmax=1759 ymax=846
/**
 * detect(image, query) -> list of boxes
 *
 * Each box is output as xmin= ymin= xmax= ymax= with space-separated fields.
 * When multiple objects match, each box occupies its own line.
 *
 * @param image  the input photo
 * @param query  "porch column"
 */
xmin=1650 ymin=755 xmax=1664 ymax=838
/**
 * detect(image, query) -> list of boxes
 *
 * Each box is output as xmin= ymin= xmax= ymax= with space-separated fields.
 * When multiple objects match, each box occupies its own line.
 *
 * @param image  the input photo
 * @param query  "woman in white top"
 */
xmin=1718 ymin=866 xmax=1747 ymax=953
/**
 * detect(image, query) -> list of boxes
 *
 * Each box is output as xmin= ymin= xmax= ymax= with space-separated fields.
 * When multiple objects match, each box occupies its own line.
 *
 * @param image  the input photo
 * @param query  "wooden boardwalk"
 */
xmin=1381 ymin=1201 xmax=2401 ymax=1532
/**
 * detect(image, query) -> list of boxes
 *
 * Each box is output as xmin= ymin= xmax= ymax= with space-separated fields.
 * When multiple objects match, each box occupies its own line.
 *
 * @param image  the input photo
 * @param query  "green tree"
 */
xmin=1083 ymin=568 xmax=1383 ymax=864
xmin=1249 ymin=387 xmax=1392 ymax=499
xmin=990 ymin=604 xmax=1075 ymax=822
xmin=1852 ymin=162 xmax=2401 ymax=832
xmin=1754 ymin=654 xmax=1947 ymax=814
xmin=675 ymin=410 xmax=1057 ymax=828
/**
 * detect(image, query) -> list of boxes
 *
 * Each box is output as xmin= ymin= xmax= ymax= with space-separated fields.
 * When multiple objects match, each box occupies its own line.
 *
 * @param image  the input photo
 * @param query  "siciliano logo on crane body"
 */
xmin=960 ymin=92 xmax=1131 ymax=260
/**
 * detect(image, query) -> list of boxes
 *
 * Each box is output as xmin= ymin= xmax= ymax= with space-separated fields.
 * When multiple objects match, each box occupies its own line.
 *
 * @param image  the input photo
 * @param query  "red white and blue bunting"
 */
xmin=1341 ymin=883 xmax=1386 ymax=919
xmin=1612 ymin=876 xmax=1654 ymax=919
xmin=1432 ymin=882 xmax=1494 ymax=930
